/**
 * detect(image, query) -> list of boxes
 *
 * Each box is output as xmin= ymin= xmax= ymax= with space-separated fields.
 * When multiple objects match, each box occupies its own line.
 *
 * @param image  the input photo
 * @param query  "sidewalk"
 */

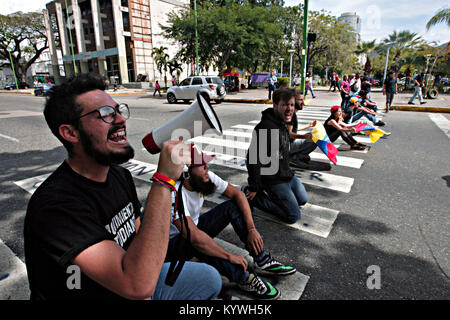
xmin=2 ymin=87 xmax=448 ymax=112
xmin=222 ymin=87 xmax=450 ymax=113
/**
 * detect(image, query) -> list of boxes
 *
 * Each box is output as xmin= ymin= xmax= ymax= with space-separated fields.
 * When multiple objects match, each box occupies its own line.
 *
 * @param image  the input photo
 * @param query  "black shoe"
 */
xmin=351 ymin=145 xmax=365 ymax=150
xmin=375 ymin=121 xmax=385 ymax=127
xmin=289 ymin=160 xmax=309 ymax=169
xmin=290 ymin=160 xmax=331 ymax=171
xmin=408 ymin=102 xmax=415 ymax=105
xmin=420 ymin=101 xmax=427 ymax=105
xmin=295 ymin=154 xmax=311 ymax=163
xmin=238 ymin=273 xmax=280 ymax=300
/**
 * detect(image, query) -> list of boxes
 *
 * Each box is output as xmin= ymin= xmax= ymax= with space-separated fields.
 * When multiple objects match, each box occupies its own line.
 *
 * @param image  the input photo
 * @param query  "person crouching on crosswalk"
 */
xmin=165 ymin=144 xmax=296 ymax=300
xmin=324 ymin=105 xmax=369 ymax=150
xmin=244 ymin=87 xmax=309 ymax=224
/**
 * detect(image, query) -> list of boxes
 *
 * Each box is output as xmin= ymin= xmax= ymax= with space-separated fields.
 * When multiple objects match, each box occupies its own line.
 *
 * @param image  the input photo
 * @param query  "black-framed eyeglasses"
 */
xmin=75 ymin=103 xmax=130 ymax=123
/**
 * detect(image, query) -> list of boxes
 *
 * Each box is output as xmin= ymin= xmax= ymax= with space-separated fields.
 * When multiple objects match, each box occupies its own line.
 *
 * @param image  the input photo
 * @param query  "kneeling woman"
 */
xmin=324 ymin=105 xmax=368 ymax=150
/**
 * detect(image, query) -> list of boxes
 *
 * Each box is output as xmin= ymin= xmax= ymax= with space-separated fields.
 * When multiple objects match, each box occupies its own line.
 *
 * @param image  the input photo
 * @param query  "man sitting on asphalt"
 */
xmin=349 ymin=90 xmax=385 ymax=127
xmin=24 ymin=73 xmax=222 ymax=300
xmin=166 ymin=144 xmax=296 ymax=300
xmin=244 ymin=87 xmax=309 ymax=224
xmin=288 ymin=90 xmax=331 ymax=171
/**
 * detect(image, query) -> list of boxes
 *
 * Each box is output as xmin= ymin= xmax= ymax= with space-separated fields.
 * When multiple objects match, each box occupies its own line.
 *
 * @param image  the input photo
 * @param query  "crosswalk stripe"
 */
xmin=429 ymin=113 xmax=450 ymax=139
xmin=0 ymin=238 xmax=30 ymax=300
xmin=204 ymin=152 xmax=354 ymax=193
xmin=231 ymin=124 xmax=255 ymax=130
xmin=206 ymin=191 xmax=339 ymax=238
xmin=214 ymin=238 xmax=310 ymax=300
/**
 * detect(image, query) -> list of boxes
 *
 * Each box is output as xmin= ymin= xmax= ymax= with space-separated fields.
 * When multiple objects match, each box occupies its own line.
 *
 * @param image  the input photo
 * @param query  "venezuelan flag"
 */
xmin=354 ymin=123 xmax=386 ymax=143
xmin=311 ymin=122 xmax=339 ymax=165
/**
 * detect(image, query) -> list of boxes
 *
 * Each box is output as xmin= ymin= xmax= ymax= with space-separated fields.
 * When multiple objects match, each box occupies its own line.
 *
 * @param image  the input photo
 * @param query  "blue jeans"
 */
xmin=252 ymin=176 xmax=308 ymax=224
xmin=305 ymin=86 xmax=315 ymax=97
xmin=152 ymin=262 xmax=222 ymax=300
xmin=167 ymin=200 xmax=267 ymax=284
xmin=268 ymin=84 xmax=276 ymax=100
xmin=352 ymin=110 xmax=377 ymax=124
xmin=409 ymin=86 xmax=423 ymax=103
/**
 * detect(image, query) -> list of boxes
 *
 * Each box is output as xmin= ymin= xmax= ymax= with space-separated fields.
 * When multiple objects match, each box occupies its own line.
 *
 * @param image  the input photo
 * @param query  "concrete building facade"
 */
xmin=43 ymin=0 xmax=189 ymax=85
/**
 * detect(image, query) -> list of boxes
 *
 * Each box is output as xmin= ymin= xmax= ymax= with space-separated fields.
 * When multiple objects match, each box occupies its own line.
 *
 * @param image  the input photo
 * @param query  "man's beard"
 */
xmin=188 ymin=171 xmax=216 ymax=196
xmin=78 ymin=124 xmax=134 ymax=166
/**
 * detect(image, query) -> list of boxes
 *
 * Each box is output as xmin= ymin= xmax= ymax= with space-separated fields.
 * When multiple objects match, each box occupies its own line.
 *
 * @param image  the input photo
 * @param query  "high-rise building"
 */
xmin=43 ymin=0 xmax=189 ymax=85
xmin=338 ymin=12 xmax=361 ymax=43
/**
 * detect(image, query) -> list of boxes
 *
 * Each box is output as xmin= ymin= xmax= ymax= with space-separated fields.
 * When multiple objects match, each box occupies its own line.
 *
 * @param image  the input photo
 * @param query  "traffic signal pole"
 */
xmin=301 ymin=0 xmax=309 ymax=93
xmin=194 ymin=0 xmax=199 ymax=75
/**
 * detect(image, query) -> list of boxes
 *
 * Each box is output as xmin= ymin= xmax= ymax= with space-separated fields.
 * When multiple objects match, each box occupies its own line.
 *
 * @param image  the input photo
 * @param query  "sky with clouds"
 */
xmin=1 ymin=0 xmax=448 ymax=45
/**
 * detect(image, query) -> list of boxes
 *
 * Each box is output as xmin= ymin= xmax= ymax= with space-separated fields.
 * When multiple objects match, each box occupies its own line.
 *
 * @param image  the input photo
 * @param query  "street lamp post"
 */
xmin=288 ymin=49 xmax=295 ymax=87
xmin=301 ymin=0 xmax=309 ymax=93
xmin=382 ymin=43 xmax=394 ymax=87
xmin=279 ymin=58 xmax=284 ymax=76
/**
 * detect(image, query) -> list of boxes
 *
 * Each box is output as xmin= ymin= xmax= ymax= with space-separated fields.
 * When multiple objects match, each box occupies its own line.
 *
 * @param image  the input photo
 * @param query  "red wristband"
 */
xmin=153 ymin=172 xmax=176 ymax=187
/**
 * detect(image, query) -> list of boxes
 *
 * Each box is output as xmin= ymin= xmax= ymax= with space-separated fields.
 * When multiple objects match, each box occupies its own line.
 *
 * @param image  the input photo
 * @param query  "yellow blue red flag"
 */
xmin=311 ymin=122 xmax=339 ymax=165
xmin=354 ymin=123 xmax=386 ymax=143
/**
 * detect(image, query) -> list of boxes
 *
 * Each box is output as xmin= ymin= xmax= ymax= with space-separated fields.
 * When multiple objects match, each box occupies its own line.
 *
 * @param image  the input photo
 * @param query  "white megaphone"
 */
xmin=142 ymin=92 xmax=223 ymax=154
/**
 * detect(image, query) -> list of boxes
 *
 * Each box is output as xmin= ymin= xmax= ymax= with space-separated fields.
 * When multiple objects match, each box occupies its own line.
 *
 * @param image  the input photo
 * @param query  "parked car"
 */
xmin=4 ymin=82 xmax=29 ymax=90
xmin=34 ymin=83 xmax=55 ymax=96
xmin=166 ymin=76 xmax=226 ymax=104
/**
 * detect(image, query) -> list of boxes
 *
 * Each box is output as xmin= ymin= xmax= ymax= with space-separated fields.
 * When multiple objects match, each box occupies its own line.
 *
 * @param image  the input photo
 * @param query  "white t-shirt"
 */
xmin=169 ymin=171 xmax=228 ymax=239
xmin=349 ymin=78 xmax=361 ymax=95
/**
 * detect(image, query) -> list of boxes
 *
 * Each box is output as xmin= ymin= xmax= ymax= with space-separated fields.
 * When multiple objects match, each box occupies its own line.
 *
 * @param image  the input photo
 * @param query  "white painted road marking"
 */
xmin=215 ymin=238 xmax=310 ymax=300
xmin=0 ymin=133 xmax=19 ymax=142
xmin=0 ymin=239 xmax=30 ymax=300
xmin=429 ymin=113 xmax=450 ymax=140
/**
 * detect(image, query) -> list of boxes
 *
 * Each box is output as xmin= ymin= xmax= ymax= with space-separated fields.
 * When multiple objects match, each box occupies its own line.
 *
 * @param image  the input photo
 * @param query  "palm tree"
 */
xmin=378 ymin=30 xmax=424 ymax=73
xmin=168 ymin=59 xmax=183 ymax=84
xmin=355 ymin=40 xmax=376 ymax=73
xmin=426 ymin=7 xmax=450 ymax=30
xmin=152 ymin=46 xmax=169 ymax=87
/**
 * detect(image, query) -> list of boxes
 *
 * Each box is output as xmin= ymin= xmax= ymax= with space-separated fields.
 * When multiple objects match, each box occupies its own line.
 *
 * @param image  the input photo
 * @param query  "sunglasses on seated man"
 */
xmin=73 ymin=103 xmax=130 ymax=124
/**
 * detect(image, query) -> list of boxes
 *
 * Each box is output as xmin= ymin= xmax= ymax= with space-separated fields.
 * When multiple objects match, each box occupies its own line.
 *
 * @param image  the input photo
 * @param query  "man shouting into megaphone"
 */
xmin=24 ymin=73 xmax=222 ymax=300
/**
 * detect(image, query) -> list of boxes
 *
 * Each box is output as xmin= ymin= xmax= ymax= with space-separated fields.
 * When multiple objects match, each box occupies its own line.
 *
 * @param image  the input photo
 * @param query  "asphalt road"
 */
xmin=0 ymin=92 xmax=449 ymax=300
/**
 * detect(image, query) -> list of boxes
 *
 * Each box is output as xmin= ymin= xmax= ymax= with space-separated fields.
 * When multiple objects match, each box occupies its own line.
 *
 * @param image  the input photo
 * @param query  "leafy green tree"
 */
xmin=0 ymin=11 xmax=48 ymax=81
xmin=161 ymin=2 xmax=283 ymax=74
xmin=282 ymin=7 xmax=357 ymax=77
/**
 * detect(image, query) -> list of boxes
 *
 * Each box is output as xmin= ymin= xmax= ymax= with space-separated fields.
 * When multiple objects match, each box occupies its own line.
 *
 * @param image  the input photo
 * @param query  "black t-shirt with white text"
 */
xmin=288 ymin=112 xmax=298 ymax=142
xmin=24 ymin=161 xmax=141 ymax=300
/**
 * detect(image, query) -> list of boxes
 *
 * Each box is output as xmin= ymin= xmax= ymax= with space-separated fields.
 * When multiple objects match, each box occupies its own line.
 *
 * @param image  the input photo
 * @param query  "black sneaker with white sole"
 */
xmin=238 ymin=273 xmax=280 ymax=300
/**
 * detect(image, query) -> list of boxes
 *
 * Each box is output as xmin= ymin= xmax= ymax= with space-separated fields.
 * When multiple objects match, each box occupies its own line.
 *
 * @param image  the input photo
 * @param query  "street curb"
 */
xmin=222 ymin=98 xmax=449 ymax=112
xmin=223 ymin=98 xmax=272 ymax=104
xmin=389 ymin=106 xmax=450 ymax=113
xmin=0 ymin=91 xmax=33 ymax=95
xmin=107 ymin=91 xmax=147 ymax=96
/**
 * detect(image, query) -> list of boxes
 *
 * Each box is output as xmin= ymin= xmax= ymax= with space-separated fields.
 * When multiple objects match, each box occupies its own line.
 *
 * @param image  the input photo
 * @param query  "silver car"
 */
xmin=166 ymin=76 xmax=226 ymax=104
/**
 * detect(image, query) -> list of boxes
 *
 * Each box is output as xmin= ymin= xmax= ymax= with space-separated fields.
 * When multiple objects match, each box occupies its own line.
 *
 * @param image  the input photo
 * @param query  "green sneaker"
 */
xmin=238 ymin=273 xmax=280 ymax=300
xmin=255 ymin=253 xmax=297 ymax=276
